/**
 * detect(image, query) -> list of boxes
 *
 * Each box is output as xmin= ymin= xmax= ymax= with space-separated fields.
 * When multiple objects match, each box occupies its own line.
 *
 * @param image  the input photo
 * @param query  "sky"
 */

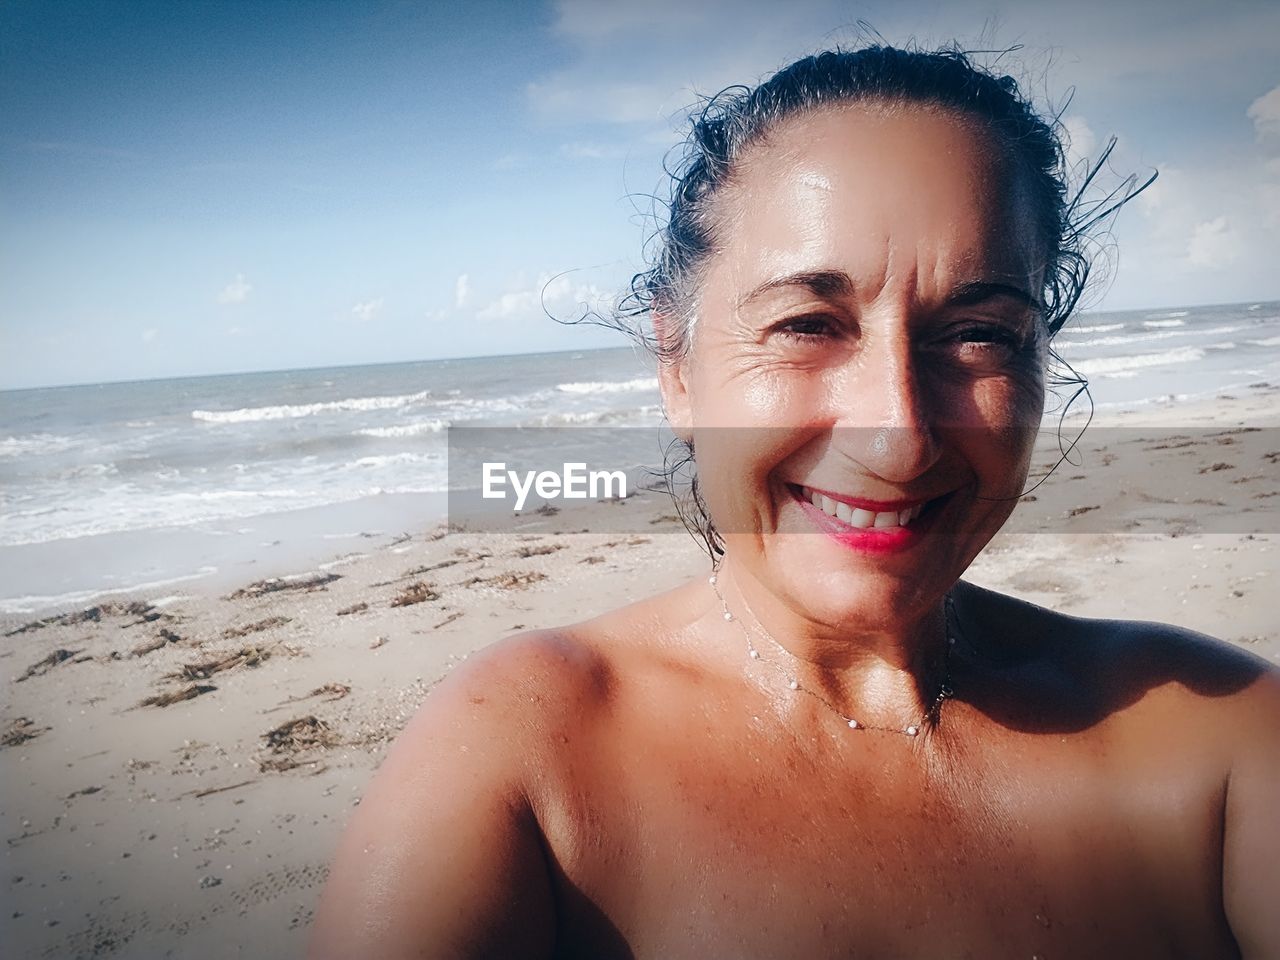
xmin=1 ymin=0 xmax=1278 ymax=389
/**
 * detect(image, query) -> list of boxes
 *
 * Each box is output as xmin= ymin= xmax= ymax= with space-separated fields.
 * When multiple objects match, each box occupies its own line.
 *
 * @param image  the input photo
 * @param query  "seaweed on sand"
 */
xmin=2 ymin=717 xmax=50 ymax=747
xmin=16 ymin=648 xmax=83 ymax=681
xmin=221 ymin=616 xmax=290 ymax=639
xmin=226 ymin=572 xmax=340 ymax=600
xmin=3 ymin=601 xmax=172 ymax=637
xmin=164 ymin=645 xmax=272 ymax=682
xmin=138 ymin=683 xmax=217 ymax=708
xmin=390 ymin=581 xmax=439 ymax=607
xmin=258 ymin=715 xmax=338 ymax=772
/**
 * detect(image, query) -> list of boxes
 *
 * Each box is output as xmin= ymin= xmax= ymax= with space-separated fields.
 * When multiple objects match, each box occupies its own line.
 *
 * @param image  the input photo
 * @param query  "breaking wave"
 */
xmin=556 ymin=377 xmax=659 ymax=395
xmin=193 ymin=389 xmax=433 ymax=424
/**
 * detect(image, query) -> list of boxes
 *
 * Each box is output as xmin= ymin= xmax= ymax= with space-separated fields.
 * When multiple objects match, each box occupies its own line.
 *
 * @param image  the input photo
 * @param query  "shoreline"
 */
xmin=2 ymin=387 xmax=1278 ymax=958
xmin=5 ymin=378 xmax=1278 ymax=619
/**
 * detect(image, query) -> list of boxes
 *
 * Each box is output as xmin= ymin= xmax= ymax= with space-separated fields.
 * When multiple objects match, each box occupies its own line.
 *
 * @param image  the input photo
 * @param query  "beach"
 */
xmin=3 ymin=296 xmax=1280 ymax=959
xmin=3 ymin=383 xmax=1279 ymax=959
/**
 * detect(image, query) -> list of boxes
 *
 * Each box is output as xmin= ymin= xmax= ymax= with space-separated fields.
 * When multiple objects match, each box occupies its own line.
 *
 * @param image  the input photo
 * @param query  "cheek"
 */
xmin=691 ymin=424 xmax=813 ymax=534
xmin=689 ymin=357 xmax=817 ymax=427
xmin=931 ymin=345 xmax=1047 ymax=429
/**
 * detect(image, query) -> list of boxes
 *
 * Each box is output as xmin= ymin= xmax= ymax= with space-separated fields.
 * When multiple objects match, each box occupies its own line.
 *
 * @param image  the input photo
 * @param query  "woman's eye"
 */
xmin=958 ymin=325 xmax=1017 ymax=344
xmin=774 ymin=314 xmax=838 ymax=341
xmin=932 ymin=323 xmax=1030 ymax=370
xmin=948 ymin=324 xmax=1022 ymax=351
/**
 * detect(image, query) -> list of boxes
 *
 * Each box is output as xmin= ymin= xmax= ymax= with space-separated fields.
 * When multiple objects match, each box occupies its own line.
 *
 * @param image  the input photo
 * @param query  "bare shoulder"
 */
xmin=426 ymin=625 xmax=618 ymax=737
xmin=306 ymin=627 xmax=621 ymax=959
xmin=954 ymin=580 xmax=1279 ymax=735
xmin=971 ymin=589 xmax=1280 ymax=956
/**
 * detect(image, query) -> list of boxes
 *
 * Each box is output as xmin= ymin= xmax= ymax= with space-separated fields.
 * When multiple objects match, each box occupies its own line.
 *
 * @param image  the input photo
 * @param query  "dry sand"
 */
xmin=3 ymin=388 xmax=1278 ymax=959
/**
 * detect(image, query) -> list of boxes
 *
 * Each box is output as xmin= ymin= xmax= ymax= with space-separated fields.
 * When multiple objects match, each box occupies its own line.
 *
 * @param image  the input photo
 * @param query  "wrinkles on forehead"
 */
xmin=693 ymin=102 xmax=1045 ymax=332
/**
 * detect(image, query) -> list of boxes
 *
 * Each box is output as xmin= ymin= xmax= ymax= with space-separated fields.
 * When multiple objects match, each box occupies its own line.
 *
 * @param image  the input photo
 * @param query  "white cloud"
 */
xmin=1262 ymin=181 xmax=1280 ymax=227
xmin=560 ymin=141 xmax=625 ymax=159
xmin=141 ymin=328 xmax=158 ymax=343
xmin=351 ymin=298 xmax=384 ymax=323
xmin=454 ymin=273 xmax=470 ymax=309
xmin=550 ymin=0 xmax=711 ymax=40
xmin=1185 ymin=216 xmax=1242 ymax=269
xmin=1061 ymin=115 xmax=1097 ymax=167
xmin=1101 ymin=155 xmax=1276 ymax=305
xmin=527 ymin=78 xmax=677 ymax=126
xmin=217 ymin=273 xmax=252 ymax=304
xmin=476 ymin=274 xmax=610 ymax=323
xmin=1247 ymin=85 xmax=1280 ymax=141
xmin=490 ymin=153 xmax=527 ymax=171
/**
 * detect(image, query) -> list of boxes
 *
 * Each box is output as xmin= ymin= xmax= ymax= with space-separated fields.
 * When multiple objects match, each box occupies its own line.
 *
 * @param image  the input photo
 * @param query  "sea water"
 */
xmin=2 ymin=301 xmax=1277 ymax=614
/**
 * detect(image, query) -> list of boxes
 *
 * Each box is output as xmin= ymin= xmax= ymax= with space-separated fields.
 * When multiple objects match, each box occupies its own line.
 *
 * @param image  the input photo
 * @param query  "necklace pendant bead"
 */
xmin=709 ymin=574 xmax=954 ymax=743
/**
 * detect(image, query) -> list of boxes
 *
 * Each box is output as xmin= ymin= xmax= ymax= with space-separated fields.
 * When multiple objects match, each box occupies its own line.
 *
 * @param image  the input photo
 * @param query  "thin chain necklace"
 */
xmin=709 ymin=568 xmax=956 ymax=737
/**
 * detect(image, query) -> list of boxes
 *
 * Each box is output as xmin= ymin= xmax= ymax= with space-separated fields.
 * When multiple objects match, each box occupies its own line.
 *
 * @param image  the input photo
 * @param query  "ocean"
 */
xmin=2 ymin=300 xmax=1277 ymax=614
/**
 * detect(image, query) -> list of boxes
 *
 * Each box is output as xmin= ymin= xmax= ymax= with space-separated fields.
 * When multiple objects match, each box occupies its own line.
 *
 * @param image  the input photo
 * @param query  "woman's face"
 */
xmin=661 ymin=103 xmax=1048 ymax=631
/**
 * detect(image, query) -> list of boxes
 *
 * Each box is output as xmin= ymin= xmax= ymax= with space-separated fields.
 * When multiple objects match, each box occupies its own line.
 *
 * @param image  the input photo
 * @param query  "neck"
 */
xmin=711 ymin=557 xmax=954 ymax=732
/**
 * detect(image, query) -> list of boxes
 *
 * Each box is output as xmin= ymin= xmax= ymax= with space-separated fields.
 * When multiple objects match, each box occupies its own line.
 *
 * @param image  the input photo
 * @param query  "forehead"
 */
xmin=711 ymin=103 xmax=1041 ymax=301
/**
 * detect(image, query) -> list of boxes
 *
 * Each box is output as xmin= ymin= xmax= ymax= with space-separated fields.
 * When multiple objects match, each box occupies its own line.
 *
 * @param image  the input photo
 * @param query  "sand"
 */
xmin=3 ymin=386 xmax=1278 ymax=959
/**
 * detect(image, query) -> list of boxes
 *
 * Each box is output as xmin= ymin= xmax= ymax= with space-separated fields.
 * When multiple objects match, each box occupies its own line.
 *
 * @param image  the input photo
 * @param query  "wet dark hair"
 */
xmin=608 ymin=43 xmax=1151 ymax=558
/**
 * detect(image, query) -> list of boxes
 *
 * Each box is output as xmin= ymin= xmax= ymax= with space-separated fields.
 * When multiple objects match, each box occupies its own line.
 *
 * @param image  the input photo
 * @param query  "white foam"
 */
xmin=319 ymin=552 xmax=368 ymax=570
xmin=1248 ymin=335 xmax=1280 ymax=347
xmin=0 ymin=567 xmax=218 ymax=616
xmin=555 ymin=377 xmax=659 ymax=395
xmin=533 ymin=404 xmax=664 ymax=427
xmin=1143 ymin=318 xmax=1185 ymax=328
xmin=354 ymin=419 xmax=447 ymax=438
xmin=0 ymin=474 xmax=449 ymax=546
xmin=1063 ymin=324 xmax=1242 ymax=349
xmin=1061 ymin=322 xmax=1125 ymax=335
xmin=0 ymin=432 xmax=78 ymax=458
xmin=1071 ymin=346 xmax=1205 ymax=378
xmin=351 ymin=453 xmax=440 ymax=469
xmin=1145 ymin=310 xmax=1189 ymax=320
xmin=192 ymin=389 xmax=433 ymax=424
xmin=65 ymin=463 xmax=118 ymax=479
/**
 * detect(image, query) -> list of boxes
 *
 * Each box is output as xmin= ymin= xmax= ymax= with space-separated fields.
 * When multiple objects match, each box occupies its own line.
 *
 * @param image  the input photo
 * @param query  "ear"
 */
xmin=653 ymin=313 xmax=694 ymax=443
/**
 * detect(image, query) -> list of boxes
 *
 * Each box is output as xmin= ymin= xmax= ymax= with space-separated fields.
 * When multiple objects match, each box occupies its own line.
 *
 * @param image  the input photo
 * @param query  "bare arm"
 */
xmin=1223 ymin=670 xmax=1280 ymax=959
xmin=308 ymin=638 xmax=566 ymax=959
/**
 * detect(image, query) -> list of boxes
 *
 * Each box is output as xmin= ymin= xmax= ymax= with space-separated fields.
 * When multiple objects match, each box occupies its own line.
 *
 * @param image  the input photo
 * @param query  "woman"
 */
xmin=309 ymin=46 xmax=1278 ymax=958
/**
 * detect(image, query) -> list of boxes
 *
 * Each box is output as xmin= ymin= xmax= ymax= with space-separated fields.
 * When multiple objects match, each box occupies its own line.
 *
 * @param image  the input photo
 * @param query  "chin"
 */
xmin=736 ymin=489 xmax=1005 ymax=628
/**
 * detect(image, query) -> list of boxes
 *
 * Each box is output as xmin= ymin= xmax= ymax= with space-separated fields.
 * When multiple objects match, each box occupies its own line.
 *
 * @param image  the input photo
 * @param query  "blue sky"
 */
xmin=2 ymin=0 xmax=1278 ymax=389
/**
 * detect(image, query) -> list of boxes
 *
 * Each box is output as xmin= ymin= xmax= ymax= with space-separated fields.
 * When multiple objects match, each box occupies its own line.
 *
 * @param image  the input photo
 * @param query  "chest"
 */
xmin=541 ymin=723 xmax=1234 ymax=959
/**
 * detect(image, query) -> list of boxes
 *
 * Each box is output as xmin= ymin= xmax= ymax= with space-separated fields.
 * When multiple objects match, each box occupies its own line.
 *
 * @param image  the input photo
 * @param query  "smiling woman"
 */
xmin=309 ymin=45 xmax=1280 ymax=958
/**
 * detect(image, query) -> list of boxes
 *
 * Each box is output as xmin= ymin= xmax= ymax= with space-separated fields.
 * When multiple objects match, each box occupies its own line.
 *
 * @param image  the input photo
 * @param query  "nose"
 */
xmin=831 ymin=328 xmax=941 ymax=483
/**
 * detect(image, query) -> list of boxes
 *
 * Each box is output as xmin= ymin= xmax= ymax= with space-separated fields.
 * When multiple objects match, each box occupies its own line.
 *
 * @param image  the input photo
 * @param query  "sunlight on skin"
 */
xmin=659 ymin=104 xmax=1047 ymax=710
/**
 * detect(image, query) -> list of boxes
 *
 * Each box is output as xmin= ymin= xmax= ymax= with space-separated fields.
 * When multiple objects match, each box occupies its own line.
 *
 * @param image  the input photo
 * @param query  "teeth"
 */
xmin=803 ymin=487 xmax=926 ymax=530
xmin=851 ymin=508 xmax=876 ymax=528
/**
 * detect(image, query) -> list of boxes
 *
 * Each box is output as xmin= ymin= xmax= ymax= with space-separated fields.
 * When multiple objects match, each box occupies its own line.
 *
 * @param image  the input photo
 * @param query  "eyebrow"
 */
xmin=945 ymin=280 xmax=1042 ymax=312
xmin=736 ymin=270 xmax=855 ymax=309
xmin=736 ymin=271 xmax=1041 ymax=312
